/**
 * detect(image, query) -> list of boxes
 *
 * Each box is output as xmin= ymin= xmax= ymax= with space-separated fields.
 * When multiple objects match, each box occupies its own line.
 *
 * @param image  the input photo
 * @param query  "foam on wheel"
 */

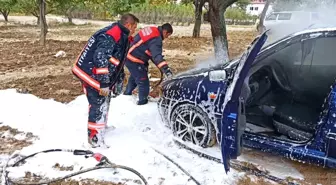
xmin=170 ymin=103 xmax=216 ymax=148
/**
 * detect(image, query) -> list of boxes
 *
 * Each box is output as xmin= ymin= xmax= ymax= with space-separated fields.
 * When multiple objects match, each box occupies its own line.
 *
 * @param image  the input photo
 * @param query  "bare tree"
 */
xmin=192 ymin=0 xmax=206 ymax=37
xmin=208 ymin=0 xmax=237 ymax=62
xmin=257 ymin=0 xmax=271 ymax=34
xmin=39 ymin=0 xmax=47 ymax=46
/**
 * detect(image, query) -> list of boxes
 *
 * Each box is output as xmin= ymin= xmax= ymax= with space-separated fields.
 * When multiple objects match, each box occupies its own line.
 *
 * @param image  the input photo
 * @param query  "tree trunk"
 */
xmin=192 ymin=0 xmax=205 ymax=38
xmin=208 ymin=2 xmax=229 ymax=62
xmin=0 ymin=10 xmax=9 ymax=22
xmin=66 ymin=7 xmax=74 ymax=23
xmin=39 ymin=0 xmax=48 ymax=46
xmin=4 ymin=13 xmax=8 ymax=21
xmin=257 ymin=0 xmax=271 ymax=34
xmin=68 ymin=16 xmax=72 ymax=23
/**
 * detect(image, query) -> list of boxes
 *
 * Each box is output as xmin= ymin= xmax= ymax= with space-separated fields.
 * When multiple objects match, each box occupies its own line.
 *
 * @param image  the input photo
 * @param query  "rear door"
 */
xmin=220 ymin=32 xmax=268 ymax=173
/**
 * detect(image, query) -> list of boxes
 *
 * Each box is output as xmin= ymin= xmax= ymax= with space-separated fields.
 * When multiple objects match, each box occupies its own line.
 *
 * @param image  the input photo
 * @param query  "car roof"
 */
xmin=178 ymin=26 xmax=336 ymax=76
xmin=292 ymin=26 xmax=336 ymax=36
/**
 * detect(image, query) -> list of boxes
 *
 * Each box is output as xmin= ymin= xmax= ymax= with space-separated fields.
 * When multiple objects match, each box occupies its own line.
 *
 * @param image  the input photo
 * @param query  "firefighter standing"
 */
xmin=72 ymin=13 xmax=139 ymax=148
xmin=123 ymin=23 xmax=174 ymax=105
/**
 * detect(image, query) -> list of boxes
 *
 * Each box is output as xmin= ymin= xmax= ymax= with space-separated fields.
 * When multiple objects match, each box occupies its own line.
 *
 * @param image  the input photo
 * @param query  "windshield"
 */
xmin=266 ymin=13 xmax=278 ymax=20
xmin=277 ymin=13 xmax=292 ymax=20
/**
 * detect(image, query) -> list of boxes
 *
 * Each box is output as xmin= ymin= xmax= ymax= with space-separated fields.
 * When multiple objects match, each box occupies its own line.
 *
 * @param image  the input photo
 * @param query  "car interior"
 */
xmin=242 ymin=36 xmax=336 ymax=142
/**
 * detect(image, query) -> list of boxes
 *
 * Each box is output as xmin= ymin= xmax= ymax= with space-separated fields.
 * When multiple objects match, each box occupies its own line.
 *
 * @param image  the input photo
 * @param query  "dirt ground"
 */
xmin=1 ymin=21 xmax=335 ymax=185
xmin=0 ymin=22 xmax=254 ymax=102
xmin=0 ymin=125 xmax=36 ymax=154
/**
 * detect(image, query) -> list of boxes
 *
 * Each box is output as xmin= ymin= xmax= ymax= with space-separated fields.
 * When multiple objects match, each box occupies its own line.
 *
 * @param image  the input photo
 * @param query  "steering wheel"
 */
xmin=271 ymin=60 xmax=291 ymax=92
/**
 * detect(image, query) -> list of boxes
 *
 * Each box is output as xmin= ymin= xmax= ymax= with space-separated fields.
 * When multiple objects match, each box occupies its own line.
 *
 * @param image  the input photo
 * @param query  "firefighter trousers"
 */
xmin=124 ymin=61 xmax=149 ymax=102
xmin=83 ymin=84 xmax=111 ymax=132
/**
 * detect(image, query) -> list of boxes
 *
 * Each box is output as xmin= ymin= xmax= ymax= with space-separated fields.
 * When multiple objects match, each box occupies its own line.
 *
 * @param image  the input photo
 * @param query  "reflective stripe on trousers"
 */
xmin=83 ymin=84 xmax=111 ymax=131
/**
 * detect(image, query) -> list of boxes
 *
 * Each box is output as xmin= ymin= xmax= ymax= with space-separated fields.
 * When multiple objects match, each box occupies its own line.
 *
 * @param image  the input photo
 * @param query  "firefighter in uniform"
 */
xmin=123 ymin=23 xmax=174 ymax=105
xmin=72 ymin=13 xmax=139 ymax=147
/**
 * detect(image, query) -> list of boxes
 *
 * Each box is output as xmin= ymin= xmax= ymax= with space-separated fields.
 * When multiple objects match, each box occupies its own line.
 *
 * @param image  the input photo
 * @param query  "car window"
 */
xmin=296 ymin=37 xmax=336 ymax=98
xmin=261 ymin=41 xmax=302 ymax=90
xmin=277 ymin=13 xmax=292 ymax=20
xmin=311 ymin=37 xmax=336 ymax=66
xmin=266 ymin=13 xmax=278 ymax=20
xmin=269 ymin=42 xmax=302 ymax=66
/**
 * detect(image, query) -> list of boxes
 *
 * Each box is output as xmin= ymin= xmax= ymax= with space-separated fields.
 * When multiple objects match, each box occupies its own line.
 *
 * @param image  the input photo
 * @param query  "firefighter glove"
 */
xmin=164 ymin=69 xmax=173 ymax=81
xmin=99 ymin=87 xmax=110 ymax=97
xmin=161 ymin=65 xmax=172 ymax=76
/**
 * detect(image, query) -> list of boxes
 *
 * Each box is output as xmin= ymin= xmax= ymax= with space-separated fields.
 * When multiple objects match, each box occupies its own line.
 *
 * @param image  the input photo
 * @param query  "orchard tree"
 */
xmin=0 ymin=0 xmax=17 ymax=21
xmin=236 ymin=0 xmax=250 ymax=10
xmin=181 ymin=0 xmax=192 ymax=3
xmin=225 ymin=7 xmax=249 ymax=25
xmin=192 ymin=0 xmax=206 ymax=37
xmin=17 ymin=0 xmax=53 ymax=24
xmin=107 ymin=0 xmax=145 ymax=16
xmin=39 ymin=0 xmax=47 ymax=45
xmin=85 ymin=0 xmax=145 ymax=19
xmin=257 ymin=0 xmax=270 ymax=33
xmin=192 ymin=0 xmax=247 ymax=40
xmin=54 ymin=0 xmax=84 ymax=23
xmin=208 ymin=0 xmax=237 ymax=62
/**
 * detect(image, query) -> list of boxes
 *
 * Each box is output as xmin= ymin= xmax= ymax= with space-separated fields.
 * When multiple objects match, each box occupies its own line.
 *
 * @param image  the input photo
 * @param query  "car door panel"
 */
xmin=220 ymin=32 xmax=268 ymax=173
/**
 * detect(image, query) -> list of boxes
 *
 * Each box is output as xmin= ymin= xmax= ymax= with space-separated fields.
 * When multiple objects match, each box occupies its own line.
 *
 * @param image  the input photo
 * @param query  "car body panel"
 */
xmin=159 ymin=69 xmax=229 ymax=131
xmin=158 ymin=27 xmax=336 ymax=171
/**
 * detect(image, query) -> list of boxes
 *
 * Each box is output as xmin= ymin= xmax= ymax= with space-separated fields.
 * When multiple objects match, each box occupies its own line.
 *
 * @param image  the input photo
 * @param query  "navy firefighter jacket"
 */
xmin=72 ymin=21 xmax=130 ymax=91
xmin=126 ymin=26 xmax=168 ymax=70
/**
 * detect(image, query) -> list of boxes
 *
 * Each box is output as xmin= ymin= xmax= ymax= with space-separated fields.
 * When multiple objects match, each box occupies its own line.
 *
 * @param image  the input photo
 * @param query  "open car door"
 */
xmin=220 ymin=32 xmax=268 ymax=173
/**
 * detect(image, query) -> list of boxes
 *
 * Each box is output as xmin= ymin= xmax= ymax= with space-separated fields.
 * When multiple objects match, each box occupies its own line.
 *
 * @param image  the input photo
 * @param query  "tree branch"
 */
xmin=222 ymin=0 xmax=238 ymax=9
xmin=31 ymin=11 xmax=38 ymax=17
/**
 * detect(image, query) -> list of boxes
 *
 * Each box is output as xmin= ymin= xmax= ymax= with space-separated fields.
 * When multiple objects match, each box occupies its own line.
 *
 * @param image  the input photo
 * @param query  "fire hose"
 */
xmin=1 ymin=149 xmax=148 ymax=185
xmin=149 ymin=69 xmax=164 ymax=98
xmin=1 ymin=148 xmax=202 ymax=185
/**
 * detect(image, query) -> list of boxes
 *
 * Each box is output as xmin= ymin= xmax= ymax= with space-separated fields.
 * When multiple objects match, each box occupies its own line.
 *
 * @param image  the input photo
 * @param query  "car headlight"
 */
xmin=209 ymin=70 xmax=227 ymax=82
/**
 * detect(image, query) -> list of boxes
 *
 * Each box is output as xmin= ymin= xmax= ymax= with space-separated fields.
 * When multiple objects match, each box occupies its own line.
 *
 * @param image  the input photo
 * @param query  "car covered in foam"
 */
xmin=158 ymin=27 xmax=336 ymax=172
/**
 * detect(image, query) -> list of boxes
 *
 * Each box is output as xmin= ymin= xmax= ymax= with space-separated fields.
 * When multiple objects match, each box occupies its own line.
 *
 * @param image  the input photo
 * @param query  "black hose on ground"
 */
xmin=2 ymin=148 xmax=202 ymax=185
xmin=151 ymin=147 xmax=202 ymax=185
xmin=8 ymin=165 xmax=147 ymax=185
xmin=1 ymin=149 xmax=148 ymax=185
xmin=173 ymin=139 xmax=300 ymax=185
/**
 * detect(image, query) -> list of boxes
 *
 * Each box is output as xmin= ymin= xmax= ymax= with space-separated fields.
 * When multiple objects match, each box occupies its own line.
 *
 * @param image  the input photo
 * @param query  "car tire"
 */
xmin=170 ymin=103 xmax=216 ymax=148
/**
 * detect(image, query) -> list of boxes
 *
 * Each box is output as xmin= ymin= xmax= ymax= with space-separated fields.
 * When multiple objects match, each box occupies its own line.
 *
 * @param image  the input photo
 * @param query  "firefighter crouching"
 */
xmin=72 ymin=13 xmax=139 ymax=148
xmin=123 ymin=23 xmax=174 ymax=105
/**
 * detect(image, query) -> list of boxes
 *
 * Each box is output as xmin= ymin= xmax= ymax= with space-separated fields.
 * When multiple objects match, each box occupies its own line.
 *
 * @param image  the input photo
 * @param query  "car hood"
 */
xmin=162 ymin=33 xmax=264 ymax=86
xmin=170 ymin=57 xmax=240 ymax=78
xmin=174 ymin=63 xmax=223 ymax=78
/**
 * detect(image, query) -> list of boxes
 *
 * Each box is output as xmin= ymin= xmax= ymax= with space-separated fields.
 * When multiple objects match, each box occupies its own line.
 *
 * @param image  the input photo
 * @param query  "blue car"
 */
xmin=158 ymin=27 xmax=336 ymax=173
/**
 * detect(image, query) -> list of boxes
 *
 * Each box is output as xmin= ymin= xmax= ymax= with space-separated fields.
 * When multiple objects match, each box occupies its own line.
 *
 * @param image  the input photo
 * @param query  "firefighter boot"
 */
xmin=137 ymin=98 xmax=148 ymax=105
xmin=88 ymin=129 xmax=109 ymax=148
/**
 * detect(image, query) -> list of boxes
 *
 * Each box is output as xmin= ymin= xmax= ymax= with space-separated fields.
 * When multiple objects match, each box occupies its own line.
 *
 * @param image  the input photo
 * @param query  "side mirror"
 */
xmin=209 ymin=70 xmax=227 ymax=82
